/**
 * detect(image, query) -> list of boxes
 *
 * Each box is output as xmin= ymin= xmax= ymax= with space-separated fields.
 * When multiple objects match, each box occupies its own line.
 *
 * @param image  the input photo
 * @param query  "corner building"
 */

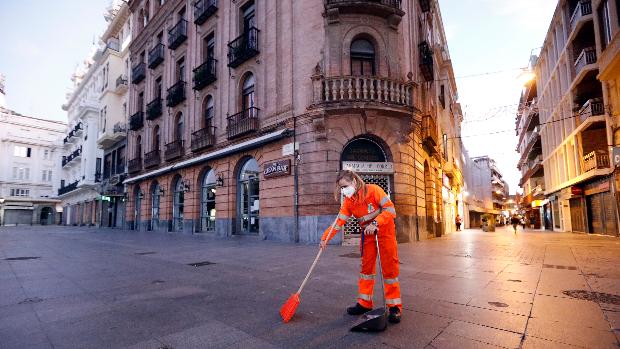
xmin=125 ymin=0 xmax=458 ymax=243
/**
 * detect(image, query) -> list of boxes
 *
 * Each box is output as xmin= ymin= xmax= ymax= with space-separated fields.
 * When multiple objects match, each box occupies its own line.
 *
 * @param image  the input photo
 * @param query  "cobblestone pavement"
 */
xmin=1 ymin=225 xmax=619 ymax=349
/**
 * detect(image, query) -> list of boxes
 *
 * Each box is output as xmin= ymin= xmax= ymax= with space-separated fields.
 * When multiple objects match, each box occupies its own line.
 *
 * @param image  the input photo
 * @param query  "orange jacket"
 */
xmin=322 ymin=184 xmax=396 ymax=242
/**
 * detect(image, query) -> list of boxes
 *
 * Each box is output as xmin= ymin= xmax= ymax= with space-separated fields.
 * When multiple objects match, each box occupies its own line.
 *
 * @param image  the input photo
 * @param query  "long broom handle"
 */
xmin=296 ymin=218 xmax=338 ymax=294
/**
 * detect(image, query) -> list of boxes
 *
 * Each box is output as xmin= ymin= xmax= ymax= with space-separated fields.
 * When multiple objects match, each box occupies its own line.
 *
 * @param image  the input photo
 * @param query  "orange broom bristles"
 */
xmin=279 ymin=293 xmax=300 ymax=322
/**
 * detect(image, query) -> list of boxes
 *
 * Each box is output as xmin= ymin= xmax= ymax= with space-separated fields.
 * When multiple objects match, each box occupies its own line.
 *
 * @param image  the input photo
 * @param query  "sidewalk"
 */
xmin=0 ymin=225 xmax=619 ymax=348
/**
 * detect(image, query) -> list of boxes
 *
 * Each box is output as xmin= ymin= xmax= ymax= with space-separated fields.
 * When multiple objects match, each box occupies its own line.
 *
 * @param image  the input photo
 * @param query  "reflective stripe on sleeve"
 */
xmin=358 ymin=293 xmax=373 ymax=301
xmin=338 ymin=213 xmax=351 ymax=221
xmin=385 ymin=298 xmax=402 ymax=305
xmin=384 ymin=277 xmax=399 ymax=285
xmin=379 ymin=196 xmax=390 ymax=207
xmin=359 ymin=273 xmax=375 ymax=280
xmin=384 ymin=206 xmax=396 ymax=215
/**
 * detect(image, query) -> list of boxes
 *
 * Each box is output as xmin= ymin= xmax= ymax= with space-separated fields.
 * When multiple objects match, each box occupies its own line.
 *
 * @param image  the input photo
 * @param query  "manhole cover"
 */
xmin=562 ymin=290 xmax=620 ymax=305
xmin=340 ymin=253 xmax=361 ymax=258
xmin=188 ymin=261 xmax=215 ymax=267
xmin=4 ymin=257 xmax=40 ymax=261
xmin=136 ymin=252 xmax=156 ymax=255
xmin=19 ymin=297 xmax=43 ymax=304
xmin=488 ymin=302 xmax=509 ymax=308
xmin=507 ymin=279 xmax=522 ymax=283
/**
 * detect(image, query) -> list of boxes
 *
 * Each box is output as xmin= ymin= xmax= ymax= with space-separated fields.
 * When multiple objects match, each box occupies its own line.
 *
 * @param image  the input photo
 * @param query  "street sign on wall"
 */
xmin=342 ymin=161 xmax=394 ymax=174
xmin=613 ymin=147 xmax=620 ymax=167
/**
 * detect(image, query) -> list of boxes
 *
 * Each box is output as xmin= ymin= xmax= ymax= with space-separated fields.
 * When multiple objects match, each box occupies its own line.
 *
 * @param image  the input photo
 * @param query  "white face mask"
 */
xmin=341 ymin=185 xmax=356 ymax=198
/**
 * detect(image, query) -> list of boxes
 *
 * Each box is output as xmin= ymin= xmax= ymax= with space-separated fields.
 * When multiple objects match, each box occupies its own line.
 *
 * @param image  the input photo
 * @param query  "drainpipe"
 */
xmin=291 ymin=0 xmax=299 ymax=243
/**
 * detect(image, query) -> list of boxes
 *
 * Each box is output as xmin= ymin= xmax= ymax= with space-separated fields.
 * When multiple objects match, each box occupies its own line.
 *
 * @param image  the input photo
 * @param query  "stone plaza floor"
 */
xmin=0 ymin=225 xmax=619 ymax=349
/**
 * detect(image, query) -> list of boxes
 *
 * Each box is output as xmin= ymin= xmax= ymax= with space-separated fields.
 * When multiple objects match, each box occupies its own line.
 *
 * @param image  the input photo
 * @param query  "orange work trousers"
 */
xmin=357 ymin=222 xmax=402 ymax=310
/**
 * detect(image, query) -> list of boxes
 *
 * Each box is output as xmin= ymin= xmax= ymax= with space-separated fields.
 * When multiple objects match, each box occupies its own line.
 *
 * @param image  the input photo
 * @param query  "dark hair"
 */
xmin=334 ymin=170 xmax=366 ymax=201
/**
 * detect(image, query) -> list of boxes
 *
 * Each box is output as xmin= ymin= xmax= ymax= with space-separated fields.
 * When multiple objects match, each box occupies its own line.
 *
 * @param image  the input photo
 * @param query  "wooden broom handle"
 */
xmin=296 ymin=218 xmax=337 ymax=294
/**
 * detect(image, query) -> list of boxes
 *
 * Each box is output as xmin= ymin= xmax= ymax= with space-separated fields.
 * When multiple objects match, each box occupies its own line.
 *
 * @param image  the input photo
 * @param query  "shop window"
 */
xmin=200 ymin=169 xmax=217 ymax=232
xmin=238 ymin=158 xmax=259 ymax=234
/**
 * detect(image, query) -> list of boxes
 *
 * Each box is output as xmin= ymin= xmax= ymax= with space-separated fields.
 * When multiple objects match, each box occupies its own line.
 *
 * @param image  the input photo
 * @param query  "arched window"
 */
xmin=175 ymin=113 xmax=184 ymax=141
xmin=204 ymin=96 xmax=214 ymax=128
xmin=151 ymin=181 xmax=160 ymax=231
xmin=136 ymin=135 xmax=142 ymax=158
xmin=143 ymin=2 xmax=150 ymax=27
xmin=172 ymin=177 xmax=184 ymax=232
xmin=241 ymin=74 xmax=255 ymax=112
xmin=238 ymin=158 xmax=259 ymax=234
xmin=351 ymin=39 xmax=375 ymax=76
xmin=200 ymin=169 xmax=217 ymax=232
xmin=153 ymin=125 xmax=160 ymax=150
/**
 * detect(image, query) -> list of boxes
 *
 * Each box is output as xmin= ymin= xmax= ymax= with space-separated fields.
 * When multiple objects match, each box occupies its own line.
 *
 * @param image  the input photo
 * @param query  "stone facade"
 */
xmin=124 ymin=0 xmax=463 ymax=243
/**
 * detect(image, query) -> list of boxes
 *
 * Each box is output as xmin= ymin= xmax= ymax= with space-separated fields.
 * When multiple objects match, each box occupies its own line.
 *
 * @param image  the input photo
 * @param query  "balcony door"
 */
xmin=237 ymin=158 xmax=259 ymax=234
xmin=241 ymin=74 xmax=255 ymax=112
xmin=351 ymin=39 xmax=375 ymax=76
xmin=172 ymin=177 xmax=185 ymax=232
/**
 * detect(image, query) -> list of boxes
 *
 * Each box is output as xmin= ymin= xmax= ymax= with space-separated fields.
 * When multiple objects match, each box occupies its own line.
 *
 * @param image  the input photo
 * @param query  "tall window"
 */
xmin=204 ymin=96 xmax=214 ymax=128
xmin=238 ymin=158 xmax=259 ymax=234
xmin=350 ymin=39 xmax=375 ymax=76
xmin=151 ymin=182 xmax=160 ymax=230
xmin=175 ymin=113 xmax=184 ymax=141
xmin=204 ymin=33 xmax=215 ymax=61
xmin=143 ymin=1 xmax=150 ymax=26
xmin=176 ymin=57 xmax=185 ymax=82
xmin=104 ymin=153 xmax=112 ymax=179
xmin=138 ymin=92 xmax=145 ymax=111
xmin=155 ymin=76 xmax=162 ymax=98
xmin=242 ymin=74 xmax=255 ymax=111
xmin=153 ymin=125 xmax=160 ymax=150
xmin=136 ymin=135 xmax=142 ymax=158
xmin=14 ymin=146 xmax=31 ymax=158
xmin=200 ymin=170 xmax=217 ymax=232
xmin=242 ymin=1 xmax=256 ymax=32
xmin=599 ymin=0 xmax=612 ymax=49
xmin=116 ymin=146 xmax=125 ymax=174
xmin=173 ymin=177 xmax=185 ymax=232
xmin=442 ymin=134 xmax=448 ymax=161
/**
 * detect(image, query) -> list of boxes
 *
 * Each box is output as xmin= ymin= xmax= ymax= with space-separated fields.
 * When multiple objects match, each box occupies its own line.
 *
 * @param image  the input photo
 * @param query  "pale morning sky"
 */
xmin=0 ymin=0 xmax=557 ymax=194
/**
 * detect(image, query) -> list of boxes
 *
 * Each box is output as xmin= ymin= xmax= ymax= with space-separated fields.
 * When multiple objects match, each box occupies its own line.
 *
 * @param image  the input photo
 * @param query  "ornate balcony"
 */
xmin=574 ymin=46 xmax=596 ymax=76
xmin=194 ymin=0 xmax=218 ymax=25
xmin=577 ymin=98 xmax=605 ymax=123
xmin=570 ymin=0 xmax=592 ymax=34
xmin=166 ymin=81 xmax=186 ymax=107
xmin=422 ymin=115 xmax=438 ymax=150
xmin=146 ymin=98 xmax=163 ymax=120
xmin=114 ymin=75 xmax=128 ymax=94
xmin=311 ymin=75 xmax=413 ymax=108
xmin=148 ymin=43 xmax=165 ymax=69
xmin=129 ymin=111 xmax=144 ymax=131
xmin=168 ymin=19 xmax=188 ymax=50
xmin=97 ymin=122 xmax=127 ymax=148
xmin=191 ymin=126 xmax=216 ymax=152
xmin=419 ymin=41 xmax=434 ymax=82
xmin=583 ymin=150 xmax=609 ymax=172
xmin=228 ymin=27 xmax=260 ymax=68
xmin=227 ymin=107 xmax=259 ymax=139
xmin=128 ymin=157 xmax=142 ymax=174
xmin=58 ymin=180 xmax=79 ymax=196
xmin=131 ymin=62 xmax=146 ymax=84
xmin=324 ymin=0 xmax=404 ymax=19
xmin=144 ymin=150 xmax=161 ymax=169
xmin=62 ymin=146 xmax=83 ymax=167
xmin=164 ymin=140 xmax=184 ymax=161
xmin=193 ymin=58 xmax=217 ymax=90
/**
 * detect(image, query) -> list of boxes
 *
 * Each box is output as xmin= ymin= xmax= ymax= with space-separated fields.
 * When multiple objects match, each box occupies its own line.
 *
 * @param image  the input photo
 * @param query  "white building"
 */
xmin=58 ymin=50 xmax=104 ymax=226
xmin=0 ymin=103 xmax=66 ymax=225
xmin=96 ymin=1 xmax=132 ymax=228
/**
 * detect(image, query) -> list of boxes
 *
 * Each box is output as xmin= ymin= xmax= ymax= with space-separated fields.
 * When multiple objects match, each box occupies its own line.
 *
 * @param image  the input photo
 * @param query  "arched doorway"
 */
xmin=172 ymin=176 xmax=185 ymax=232
xmin=340 ymin=137 xmax=393 ymax=240
xmin=150 ymin=181 xmax=160 ymax=231
xmin=134 ymin=187 xmax=142 ymax=231
xmin=238 ymin=158 xmax=260 ymax=234
xmin=40 ymin=207 xmax=53 ymax=225
xmin=200 ymin=169 xmax=217 ymax=232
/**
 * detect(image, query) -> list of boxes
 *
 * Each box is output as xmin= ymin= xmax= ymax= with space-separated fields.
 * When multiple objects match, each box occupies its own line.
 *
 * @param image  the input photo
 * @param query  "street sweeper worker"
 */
xmin=319 ymin=170 xmax=402 ymax=324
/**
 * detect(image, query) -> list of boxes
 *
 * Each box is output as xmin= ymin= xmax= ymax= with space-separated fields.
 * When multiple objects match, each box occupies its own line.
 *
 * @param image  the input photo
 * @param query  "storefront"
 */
xmin=583 ymin=177 xmax=618 ymax=236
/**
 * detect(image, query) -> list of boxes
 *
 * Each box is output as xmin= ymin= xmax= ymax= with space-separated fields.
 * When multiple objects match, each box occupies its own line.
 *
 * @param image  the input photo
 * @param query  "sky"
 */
xmin=0 ymin=0 xmax=557 ymax=194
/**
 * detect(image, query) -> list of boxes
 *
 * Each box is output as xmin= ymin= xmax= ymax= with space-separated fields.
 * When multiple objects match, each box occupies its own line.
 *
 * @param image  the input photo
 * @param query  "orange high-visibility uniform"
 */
xmin=321 ymin=184 xmax=402 ymax=310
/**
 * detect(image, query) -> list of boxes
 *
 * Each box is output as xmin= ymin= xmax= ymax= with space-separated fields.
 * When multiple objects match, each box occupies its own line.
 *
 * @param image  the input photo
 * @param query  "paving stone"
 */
xmin=525 ymin=317 xmax=618 ymax=349
xmin=440 ymin=320 xmax=522 ymax=348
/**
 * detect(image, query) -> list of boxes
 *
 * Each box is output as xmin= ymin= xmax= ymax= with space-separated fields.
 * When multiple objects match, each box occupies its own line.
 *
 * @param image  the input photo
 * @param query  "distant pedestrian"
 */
xmin=521 ymin=217 xmax=526 ymax=230
xmin=510 ymin=215 xmax=520 ymax=234
xmin=455 ymin=215 xmax=462 ymax=231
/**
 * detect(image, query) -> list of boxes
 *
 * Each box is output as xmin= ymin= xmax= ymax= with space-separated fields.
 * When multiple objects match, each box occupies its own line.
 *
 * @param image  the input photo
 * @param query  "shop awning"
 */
xmin=125 ymin=128 xmax=292 ymax=184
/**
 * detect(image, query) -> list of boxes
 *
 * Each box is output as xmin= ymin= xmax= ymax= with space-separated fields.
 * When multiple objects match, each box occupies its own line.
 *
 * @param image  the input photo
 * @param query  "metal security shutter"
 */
xmin=587 ymin=194 xmax=604 ymax=234
xmin=602 ymin=192 xmax=618 ymax=236
xmin=4 ymin=210 xmax=32 ymax=225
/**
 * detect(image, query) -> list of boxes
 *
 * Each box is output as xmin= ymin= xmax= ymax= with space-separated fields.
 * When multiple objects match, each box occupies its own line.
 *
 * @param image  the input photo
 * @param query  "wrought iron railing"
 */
xmin=191 ymin=126 xmax=216 ymax=152
xmin=419 ymin=41 xmax=434 ymax=81
xmin=146 ymin=98 xmax=163 ymax=120
xmin=166 ymin=81 xmax=186 ymax=107
xmin=128 ymin=157 xmax=142 ymax=174
xmin=129 ymin=111 xmax=144 ymax=130
xmin=193 ymin=57 xmax=217 ymax=90
xmin=574 ymin=47 xmax=596 ymax=75
xmin=570 ymin=0 xmax=592 ymax=32
xmin=228 ymin=27 xmax=260 ymax=68
xmin=144 ymin=150 xmax=161 ymax=169
xmin=164 ymin=140 xmax=184 ymax=161
xmin=227 ymin=107 xmax=259 ymax=139
xmin=148 ymin=43 xmax=165 ymax=69
xmin=168 ymin=19 xmax=188 ymax=50
xmin=131 ymin=62 xmax=146 ymax=84
xmin=583 ymin=150 xmax=609 ymax=172
xmin=194 ymin=0 xmax=218 ymax=25
xmin=58 ymin=180 xmax=79 ymax=196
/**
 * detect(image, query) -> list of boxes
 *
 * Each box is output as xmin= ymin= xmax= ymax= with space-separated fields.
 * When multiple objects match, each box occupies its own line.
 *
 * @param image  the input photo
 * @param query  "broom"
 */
xmin=279 ymin=218 xmax=338 ymax=322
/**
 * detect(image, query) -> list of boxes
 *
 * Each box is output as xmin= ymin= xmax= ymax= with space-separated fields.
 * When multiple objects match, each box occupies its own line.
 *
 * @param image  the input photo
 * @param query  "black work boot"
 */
xmin=347 ymin=303 xmax=372 ymax=315
xmin=388 ymin=307 xmax=401 ymax=323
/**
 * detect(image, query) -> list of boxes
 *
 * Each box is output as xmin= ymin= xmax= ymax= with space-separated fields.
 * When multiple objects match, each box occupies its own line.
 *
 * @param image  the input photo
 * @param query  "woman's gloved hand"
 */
xmin=363 ymin=222 xmax=378 ymax=235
